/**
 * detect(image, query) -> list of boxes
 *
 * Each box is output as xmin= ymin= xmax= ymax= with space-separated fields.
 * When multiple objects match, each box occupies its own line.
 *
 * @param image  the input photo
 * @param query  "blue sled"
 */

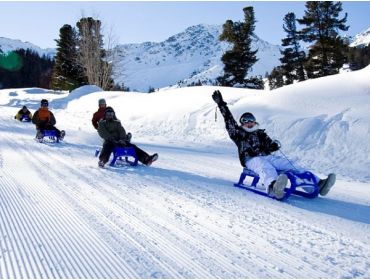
xmin=37 ymin=130 xmax=59 ymax=143
xmin=95 ymin=147 xmax=138 ymax=167
xmin=20 ymin=116 xmax=31 ymax=122
xmin=234 ymin=168 xmax=320 ymax=200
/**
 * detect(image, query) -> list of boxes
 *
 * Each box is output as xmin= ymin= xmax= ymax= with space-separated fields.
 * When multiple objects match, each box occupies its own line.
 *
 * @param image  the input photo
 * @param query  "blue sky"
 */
xmin=0 ymin=1 xmax=369 ymax=49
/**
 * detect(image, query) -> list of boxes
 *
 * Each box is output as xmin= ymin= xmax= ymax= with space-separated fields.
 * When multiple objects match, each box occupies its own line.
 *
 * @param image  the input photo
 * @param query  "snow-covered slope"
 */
xmin=113 ymin=24 xmax=281 ymax=91
xmin=0 ymin=66 xmax=369 ymax=278
xmin=0 ymin=37 xmax=55 ymax=57
xmin=350 ymin=27 xmax=370 ymax=47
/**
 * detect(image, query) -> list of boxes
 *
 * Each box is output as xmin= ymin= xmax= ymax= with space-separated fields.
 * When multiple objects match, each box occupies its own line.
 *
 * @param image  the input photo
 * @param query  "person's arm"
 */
xmin=49 ymin=112 xmax=56 ymax=125
xmin=92 ymin=112 xmax=99 ymax=129
xmin=32 ymin=110 xmax=39 ymax=125
xmin=212 ymin=90 xmax=240 ymax=141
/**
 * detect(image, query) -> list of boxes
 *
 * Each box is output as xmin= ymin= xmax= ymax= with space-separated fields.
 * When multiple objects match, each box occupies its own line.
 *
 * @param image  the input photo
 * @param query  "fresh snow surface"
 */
xmin=1 ymin=67 xmax=370 ymax=278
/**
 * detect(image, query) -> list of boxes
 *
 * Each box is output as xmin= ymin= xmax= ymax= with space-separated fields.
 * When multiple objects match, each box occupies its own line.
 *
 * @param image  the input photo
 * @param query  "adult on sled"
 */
xmin=97 ymin=107 xmax=158 ymax=168
xmin=15 ymin=105 xmax=32 ymax=121
xmin=212 ymin=90 xmax=335 ymax=200
xmin=32 ymin=99 xmax=65 ymax=141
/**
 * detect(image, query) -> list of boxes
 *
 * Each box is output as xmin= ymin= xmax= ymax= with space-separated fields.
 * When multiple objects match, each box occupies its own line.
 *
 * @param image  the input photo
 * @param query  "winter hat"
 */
xmin=104 ymin=106 xmax=115 ymax=116
xmin=40 ymin=99 xmax=49 ymax=107
xmin=98 ymin=98 xmax=106 ymax=105
xmin=239 ymin=112 xmax=256 ymax=125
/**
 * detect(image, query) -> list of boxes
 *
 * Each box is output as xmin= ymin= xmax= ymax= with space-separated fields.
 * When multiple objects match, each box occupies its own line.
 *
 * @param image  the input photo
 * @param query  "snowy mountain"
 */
xmin=350 ymin=27 xmax=370 ymax=47
xmin=0 ymin=37 xmax=55 ymax=57
xmin=113 ymin=24 xmax=282 ymax=91
xmin=0 ymin=66 xmax=370 ymax=278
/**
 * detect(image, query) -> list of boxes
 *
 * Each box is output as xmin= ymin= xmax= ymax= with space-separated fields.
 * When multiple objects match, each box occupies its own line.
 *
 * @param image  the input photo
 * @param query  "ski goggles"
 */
xmin=240 ymin=115 xmax=256 ymax=124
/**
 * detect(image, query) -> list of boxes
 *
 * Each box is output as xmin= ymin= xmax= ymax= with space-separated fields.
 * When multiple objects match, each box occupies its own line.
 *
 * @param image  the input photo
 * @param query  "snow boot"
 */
xmin=36 ymin=130 xmax=44 ymax=140
xmin=269 ymin=174 xmax=288 ymax=200
xmin=145 ymin=153 xmax=158 ymax=166
xmin=319 ymin=173 xmax=336 ymax=196
xmin=59 ymin=130 xmax=66 ymax=141
xmin=98 ymin=160 xmax=105 ymax=168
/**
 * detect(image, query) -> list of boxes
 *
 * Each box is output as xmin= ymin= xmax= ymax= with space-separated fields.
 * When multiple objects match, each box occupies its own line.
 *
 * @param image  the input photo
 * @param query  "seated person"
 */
xmin=212 ymin=90 xmax=335 ymax=199
xmin=32 ymin=99 xmax=65 ymax=140
xmin=15 ymin=105 xmax=32 ymax=121
xmin=97 ymin=107 xmax=158 ymax=167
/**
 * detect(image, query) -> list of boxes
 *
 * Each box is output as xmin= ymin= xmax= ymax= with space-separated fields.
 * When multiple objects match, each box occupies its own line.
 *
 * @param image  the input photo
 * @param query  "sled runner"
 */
xmin=234 ymin=168 xmax=320 ymax=200
xmin=36 ymin=130 xmax=63 ymax=143
xmin=95 ymin=147 xmax=139 ymax=167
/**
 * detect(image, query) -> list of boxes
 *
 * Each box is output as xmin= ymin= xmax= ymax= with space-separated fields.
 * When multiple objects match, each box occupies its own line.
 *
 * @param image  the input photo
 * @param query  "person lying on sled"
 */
xmin=212 ymin=90 xmax=335 ymax=200
xmin=15 ymin=105 xmax=32 ymax=121
xmin=32 ymin=99 xmax=65 ymax=141
xmin=97 ymin=107 xmax=158 ymax=168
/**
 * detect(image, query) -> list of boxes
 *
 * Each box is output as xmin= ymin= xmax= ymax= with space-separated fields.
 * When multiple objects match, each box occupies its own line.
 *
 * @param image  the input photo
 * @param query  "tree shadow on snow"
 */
xmin=287 ymin=196 xmax=370 ymax=225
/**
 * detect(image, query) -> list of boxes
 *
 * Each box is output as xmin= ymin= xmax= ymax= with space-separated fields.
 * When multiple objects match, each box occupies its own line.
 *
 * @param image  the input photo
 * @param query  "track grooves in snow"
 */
xmin=1 ymin=114 xmax=369 ymax=278
xmin=1 ymin=135 xmax=138 ymax=278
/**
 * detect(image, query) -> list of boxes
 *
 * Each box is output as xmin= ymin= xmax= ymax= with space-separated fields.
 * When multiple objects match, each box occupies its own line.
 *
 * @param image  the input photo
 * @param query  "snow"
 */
xmin=1 ymin=66 xmax=370 ymax=278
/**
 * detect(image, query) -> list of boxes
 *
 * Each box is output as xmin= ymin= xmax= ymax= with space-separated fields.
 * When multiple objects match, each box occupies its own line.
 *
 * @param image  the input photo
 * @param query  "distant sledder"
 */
xmin=212 ymin=90 xmax=336 ymax=200
xmin=97 ymin=107 xmax=158 ymax=168
xmin=32 ymin=99 xmax=65 ymax=143
xmin=15 ymin=106 xmax=32 ymax=122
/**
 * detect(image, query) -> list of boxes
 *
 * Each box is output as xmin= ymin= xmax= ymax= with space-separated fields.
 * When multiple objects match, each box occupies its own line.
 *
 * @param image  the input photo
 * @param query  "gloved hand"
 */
xmin=126 ymin=132 xmax=132 ymax=143
xmin=212 ymin=90 xmax=225 ymax=105
xmin=269 ymin=140 xmax=281 ymax=152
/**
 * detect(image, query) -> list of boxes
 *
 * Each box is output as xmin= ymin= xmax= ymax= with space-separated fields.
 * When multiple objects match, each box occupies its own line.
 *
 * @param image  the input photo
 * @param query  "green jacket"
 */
xmin=97 ymin=119 xmax=128 ymax=142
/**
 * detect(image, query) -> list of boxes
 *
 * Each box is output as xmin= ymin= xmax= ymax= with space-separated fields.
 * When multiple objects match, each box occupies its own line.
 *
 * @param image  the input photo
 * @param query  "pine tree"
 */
xmin=51 ymin=24 xmax=87 ymax=91
xmin=280 ymin=12 xmax=306 ymax=84
xmin=268 ymin=66 xmax=285 ymax=90
xmin=298 ymin=1 xmax=349 ymax=78
xmin=218 ymin=6 xmax=260 ymax=88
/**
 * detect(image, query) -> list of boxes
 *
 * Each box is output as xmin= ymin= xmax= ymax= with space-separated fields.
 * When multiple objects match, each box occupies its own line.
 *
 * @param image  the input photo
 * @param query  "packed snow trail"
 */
xmin=0 ymin=108 xmax=369 ymax=278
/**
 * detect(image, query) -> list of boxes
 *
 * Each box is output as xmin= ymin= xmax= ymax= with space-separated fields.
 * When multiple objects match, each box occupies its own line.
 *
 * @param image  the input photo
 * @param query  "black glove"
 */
xmin=269 ymin=140 xmax=281 ymax=152
xmin=118 ymin=139 xmax=127 ymax=145
xmin=212 ymin=90 xmax=225 ymax=105
xmin=126 ymin=132 xmax=132 ymax=143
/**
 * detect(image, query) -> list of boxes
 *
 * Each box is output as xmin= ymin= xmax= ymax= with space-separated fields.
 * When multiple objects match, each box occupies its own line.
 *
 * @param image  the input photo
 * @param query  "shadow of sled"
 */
xmin=95 ymin=147 xmax=138 ymax=167
xmin=234 ymin=168 xmax=320 ymax=201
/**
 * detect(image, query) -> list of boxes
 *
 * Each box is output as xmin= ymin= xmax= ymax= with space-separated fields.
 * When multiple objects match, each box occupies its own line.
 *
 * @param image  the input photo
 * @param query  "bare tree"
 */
xmin=76 ymin=17 xmax=115 ymax=90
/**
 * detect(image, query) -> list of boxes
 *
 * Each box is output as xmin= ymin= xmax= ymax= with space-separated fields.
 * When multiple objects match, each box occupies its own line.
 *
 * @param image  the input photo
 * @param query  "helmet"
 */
xmin=40 ymin=99 xmax=48 ymax=107
xmin=98 ymin=98 xmax=106 ymax=105
xmin=239 ymin=112 xmax=256 ymax=125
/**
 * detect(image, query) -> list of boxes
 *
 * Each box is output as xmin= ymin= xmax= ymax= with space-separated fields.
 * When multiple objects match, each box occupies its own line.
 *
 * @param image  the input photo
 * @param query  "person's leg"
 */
xmin=246 ymin=156 xmax=278 ymax=189
xmin=126 ymin=143 xmax=159 ymax=165
xmin=99 ymin=141 xmax=115 ymax=164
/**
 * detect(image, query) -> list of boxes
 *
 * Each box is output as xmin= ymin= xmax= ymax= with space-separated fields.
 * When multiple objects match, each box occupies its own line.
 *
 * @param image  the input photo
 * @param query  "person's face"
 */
xmin=99 ymin=103 xmax=106 ymax=109
xmin=22 ymin=108 xmax=27 ymax=112
xmin=105 ymin=112 xmax=114 ymax=120
xmin=242 ymin=121 xmax=257 ymax=129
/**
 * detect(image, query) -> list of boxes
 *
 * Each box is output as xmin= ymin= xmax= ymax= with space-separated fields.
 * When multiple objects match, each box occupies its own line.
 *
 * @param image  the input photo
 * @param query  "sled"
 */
xmin=95 ymin=146 xmax=139 ymax=167
xmin=20 ymin=115 xmax=31 ymax=122
xmin=234 ymin=168 xmax=320 ymax=200
xmin=36 ymin=130 xmax=60 ymax=143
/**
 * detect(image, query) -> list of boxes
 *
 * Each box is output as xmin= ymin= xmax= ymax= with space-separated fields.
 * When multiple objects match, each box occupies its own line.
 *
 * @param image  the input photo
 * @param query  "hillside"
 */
xmin=0 ymin=66 xmax=369 ymax=278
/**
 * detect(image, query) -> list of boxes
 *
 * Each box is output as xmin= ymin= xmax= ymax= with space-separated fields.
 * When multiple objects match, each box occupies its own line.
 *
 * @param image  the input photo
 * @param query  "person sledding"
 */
xmin=212 ymin=90 xmax=335 ymax=200
xmin=15 ymin=105 xmax=32 ymax=121
xmin=97 ymin=107 xmax=158 ymax=168
xmin=32 ymin=99 xmax=65 ymax=141
xmin=92 ymin=98 xmax=110 ymax=130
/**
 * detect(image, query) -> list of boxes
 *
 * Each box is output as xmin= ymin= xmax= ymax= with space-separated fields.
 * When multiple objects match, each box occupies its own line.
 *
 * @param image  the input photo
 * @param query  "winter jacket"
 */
xmin=32 ymin=108 xmax=56 ymax=128
xmin=92 ymin=107 xmax=106 ymax=129
xmin=15 ymin=109 xmax=32 ymax=121
xmin=97 ymin=118 xmax=130 ymax=143
xmin=217 ymin=102 xmax=279 ymax=167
